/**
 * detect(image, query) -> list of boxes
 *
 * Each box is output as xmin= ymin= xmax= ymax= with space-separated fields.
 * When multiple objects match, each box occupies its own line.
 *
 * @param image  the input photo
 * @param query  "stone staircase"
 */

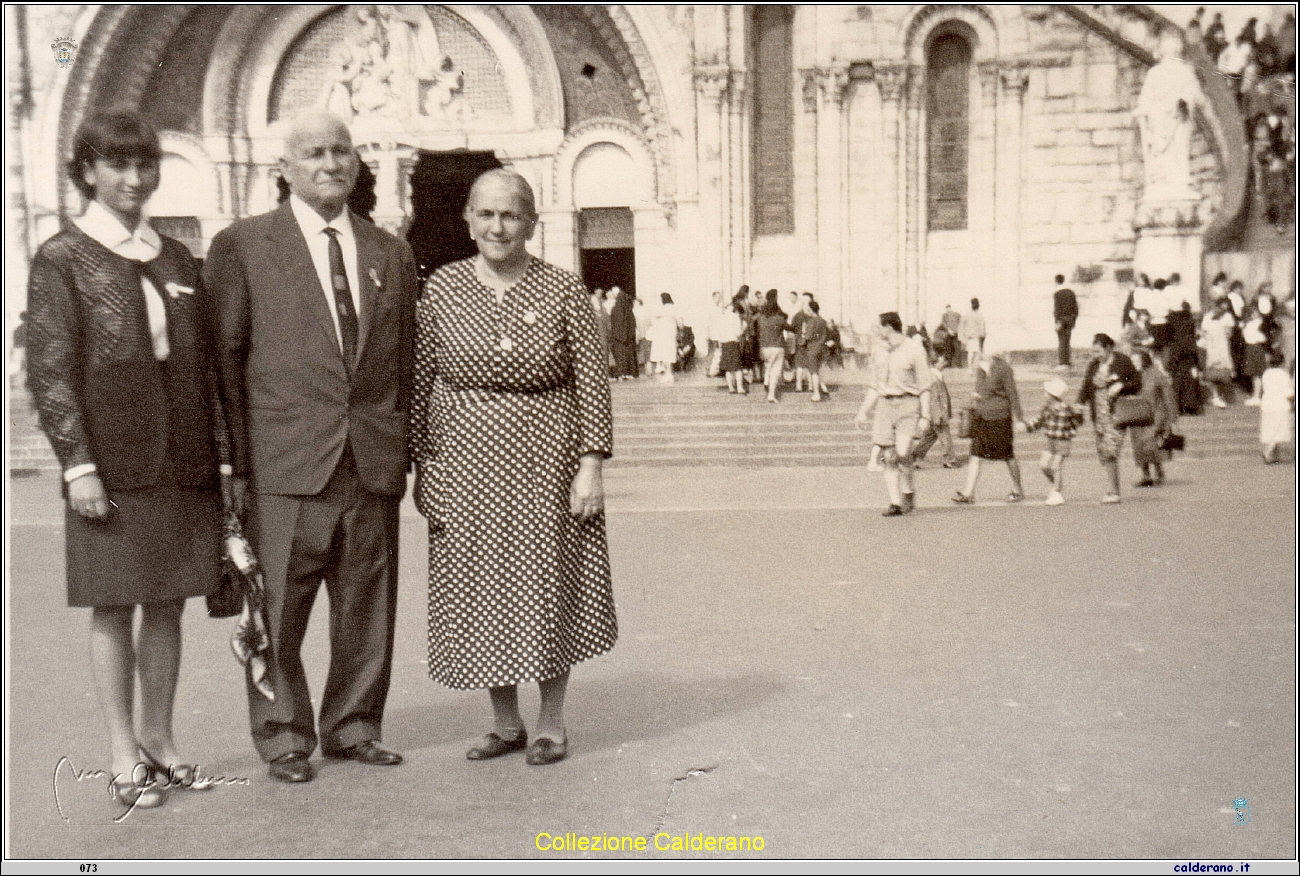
xmin=605 ymin=372 xmax=1265 ymax=467
xmin=8 ymin=368 xmax=1269 ymax=473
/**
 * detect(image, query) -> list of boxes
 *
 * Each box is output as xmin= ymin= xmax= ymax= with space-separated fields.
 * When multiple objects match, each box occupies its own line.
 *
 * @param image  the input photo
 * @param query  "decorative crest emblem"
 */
xmin=51 ymin=38 xmax=77 ymax=68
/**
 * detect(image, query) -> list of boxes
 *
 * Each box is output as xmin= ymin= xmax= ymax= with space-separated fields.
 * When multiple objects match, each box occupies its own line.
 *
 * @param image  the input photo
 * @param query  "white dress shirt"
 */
xmin=289 ymin=194 xmax=361 ymax=354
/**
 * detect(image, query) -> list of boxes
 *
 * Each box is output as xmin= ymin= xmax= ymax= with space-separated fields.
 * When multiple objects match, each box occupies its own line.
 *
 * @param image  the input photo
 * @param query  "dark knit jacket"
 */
xmin=26 ymin=225 xmax=224 ymax=491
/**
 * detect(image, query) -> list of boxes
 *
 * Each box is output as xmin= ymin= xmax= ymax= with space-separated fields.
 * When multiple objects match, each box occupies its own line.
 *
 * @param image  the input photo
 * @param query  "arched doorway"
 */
xmin=405 ymin=150 xmax=502 ymax=282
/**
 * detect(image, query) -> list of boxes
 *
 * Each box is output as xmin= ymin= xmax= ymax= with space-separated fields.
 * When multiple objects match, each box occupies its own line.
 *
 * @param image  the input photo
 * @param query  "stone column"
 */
xmin=903 ymin=68 xmax=925 ymax=326
xmin=371 ymin=149 xmax=404 ymax=236
xmin=996 ymin=65 xmax=1029 ymax=325
xmin=876 ymin=62 xmax=908 ymax=317
xmin=693 ymin=63 xmax=730 ymax=302
xmin=538 ymin=208 xmax=576 ymax=273
xmin=815 ymin=63 xmax=849 ymax=322
xmin=727 ymin=68 xmax=747 ymax=298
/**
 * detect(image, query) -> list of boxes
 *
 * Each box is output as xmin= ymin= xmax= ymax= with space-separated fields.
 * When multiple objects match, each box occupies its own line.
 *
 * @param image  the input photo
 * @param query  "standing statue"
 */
xmin=1134 ymin=31 xmax=1209 ymax=205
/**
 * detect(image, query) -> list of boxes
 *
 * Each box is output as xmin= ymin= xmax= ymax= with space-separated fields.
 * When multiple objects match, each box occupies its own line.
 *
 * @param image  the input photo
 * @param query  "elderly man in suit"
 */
xmin=206 ymin=110 xmax=417 ymax=783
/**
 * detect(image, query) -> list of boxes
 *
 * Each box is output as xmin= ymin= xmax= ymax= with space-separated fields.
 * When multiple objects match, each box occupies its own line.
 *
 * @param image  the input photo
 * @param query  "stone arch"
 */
xmin=552 ymin=119 xmax=657 ymax=210
xmin=903 ymin=5 xmax=1000 ymax=65
xmin=203 ymin=5 xmax=562 ymax=148
xmin=589 ymin=6 xmax=678 ymax=201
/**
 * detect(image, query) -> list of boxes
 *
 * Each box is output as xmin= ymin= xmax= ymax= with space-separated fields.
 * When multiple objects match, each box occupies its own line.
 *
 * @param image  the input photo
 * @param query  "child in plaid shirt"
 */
xmin=1024 ymin=377 xmax=1084 ymax=505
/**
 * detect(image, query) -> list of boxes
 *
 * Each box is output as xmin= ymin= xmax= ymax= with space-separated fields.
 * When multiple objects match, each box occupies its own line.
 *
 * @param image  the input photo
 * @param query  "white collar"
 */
xmin=73 ymin=200 xmax=161 ymax=261
xmin=289 ymin=194 xmax=353 ymax=239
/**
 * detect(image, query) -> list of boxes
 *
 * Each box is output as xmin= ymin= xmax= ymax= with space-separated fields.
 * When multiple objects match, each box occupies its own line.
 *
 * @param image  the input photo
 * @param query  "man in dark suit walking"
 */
xmin=1053 ymin=274 xmax=1078 ymax=370
xmin=206 ymin=111 xmax=417 ymax=783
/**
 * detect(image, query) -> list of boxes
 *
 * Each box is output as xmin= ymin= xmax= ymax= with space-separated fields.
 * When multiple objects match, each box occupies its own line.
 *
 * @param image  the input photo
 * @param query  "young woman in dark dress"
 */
xmin=26 ymin=111 xmax=224 ymax=808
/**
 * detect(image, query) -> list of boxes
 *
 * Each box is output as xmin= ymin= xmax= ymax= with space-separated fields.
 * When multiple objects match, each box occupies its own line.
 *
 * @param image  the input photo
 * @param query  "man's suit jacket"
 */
xmin=205 ymin=203 xmax=417 ymax=497
xmin=1054 ymin=287 xmax=1079 ymax=327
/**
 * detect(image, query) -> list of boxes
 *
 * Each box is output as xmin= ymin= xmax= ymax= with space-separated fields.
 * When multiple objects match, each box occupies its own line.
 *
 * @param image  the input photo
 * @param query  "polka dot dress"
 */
xmin=411 ymin=257 xmax=617 ymax=690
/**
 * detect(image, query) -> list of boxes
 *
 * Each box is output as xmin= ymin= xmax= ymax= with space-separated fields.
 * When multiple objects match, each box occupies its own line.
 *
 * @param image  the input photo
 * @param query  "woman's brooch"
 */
xmin=164 ymin=282 xmax=194 ymax=299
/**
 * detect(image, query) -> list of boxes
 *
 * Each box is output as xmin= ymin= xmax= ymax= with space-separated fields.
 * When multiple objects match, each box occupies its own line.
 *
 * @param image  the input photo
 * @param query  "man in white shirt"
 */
xmin=855 ymin=312 xmax=933 ymax=516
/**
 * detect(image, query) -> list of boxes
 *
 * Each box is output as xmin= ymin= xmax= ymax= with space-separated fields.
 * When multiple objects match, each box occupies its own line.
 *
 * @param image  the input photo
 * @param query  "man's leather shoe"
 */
xmin=268 ymin=752 xmax=313 ymax=783
xmin=525 ymin=736 xmax=568 ymax=766
xmin=882 ymin=505 xmax=905 ymax=517
xmin=467 ymin=731 xmax=528 ymax=760
xmin=326 ymin=740 xmax=403 ymax=766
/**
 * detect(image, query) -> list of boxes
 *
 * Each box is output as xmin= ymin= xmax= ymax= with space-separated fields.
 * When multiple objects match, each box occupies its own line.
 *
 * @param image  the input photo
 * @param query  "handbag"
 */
xmin=954 ymin=409 xmax=972 ymax=440
xmin=1112 ymin=394 xmax=1154 ymax=428
xmin=207 ymin=567 xmax=243 ymax=619
xmin=207 ymin=511 xmax=247 ymax=619
xmin=1161 ymin=432 xmax=1185 ymax=452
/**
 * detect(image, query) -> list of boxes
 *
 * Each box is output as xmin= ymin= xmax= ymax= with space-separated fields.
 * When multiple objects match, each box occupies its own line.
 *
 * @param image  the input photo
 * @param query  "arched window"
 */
xmin=926 ymin=32 xmax=971 ymax=231
xmin=751 ymin=5 xmax=794 ymax=235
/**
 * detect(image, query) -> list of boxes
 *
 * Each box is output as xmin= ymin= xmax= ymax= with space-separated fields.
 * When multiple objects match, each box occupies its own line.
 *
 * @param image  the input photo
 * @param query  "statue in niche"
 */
xmin=319 ymin=5 xmax=470 ymax=124
xmin=1134 ymin=30 xmax=1208 ymax=205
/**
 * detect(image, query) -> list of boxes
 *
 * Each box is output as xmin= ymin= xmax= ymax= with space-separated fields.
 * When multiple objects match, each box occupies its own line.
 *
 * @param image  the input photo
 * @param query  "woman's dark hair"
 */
xmin=660 ymin=293 xmax=673 ymax=305
xmin=67 ymin=109 xmax=162 ymax=200
xmin=808 ymin=300 xmax=820 ymax=314
xmin=737 ymin=284 xmax=749 ymax=297
xmin=1153 ymin=279 xmax=1167 ymax=290
xmin=879 ymin=311 xmax=903 ymax=333
xmin=730 ymin=300 xmax=745 ymax=315
xmin=760 ymin=289 xmax=782 ymax=317
xmin=970 ymin=297 xmax=980 ymax=310
xmin=1093 ymin=333 xmax=1116 ymax=350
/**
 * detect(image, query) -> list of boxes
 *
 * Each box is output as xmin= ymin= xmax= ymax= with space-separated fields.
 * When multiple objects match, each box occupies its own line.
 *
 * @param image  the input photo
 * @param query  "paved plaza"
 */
xmin=5 ymin=442 xmax=1297 ymax=862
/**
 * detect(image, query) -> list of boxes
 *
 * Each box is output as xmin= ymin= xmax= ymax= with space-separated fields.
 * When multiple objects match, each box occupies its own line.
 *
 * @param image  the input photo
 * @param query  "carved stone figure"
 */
xmin=1134 ymin=32 xmax=1208 ymax=205
xmin=317 ymin=5 xmax=469 ymax=124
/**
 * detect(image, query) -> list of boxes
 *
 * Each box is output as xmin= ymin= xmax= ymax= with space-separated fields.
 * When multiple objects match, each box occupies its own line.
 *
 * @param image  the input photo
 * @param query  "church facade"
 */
xmin=7 ymin=5 xmax=1240 ymax=349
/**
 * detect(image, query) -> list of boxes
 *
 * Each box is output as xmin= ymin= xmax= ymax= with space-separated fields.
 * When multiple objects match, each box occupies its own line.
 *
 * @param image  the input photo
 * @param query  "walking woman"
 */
xmin=1131 ymin=350 xmax=1176 ymax=486
xmin=754 ymin=289 xmax=790 ymax=403
xmin=1078 ymin=333 xmax=1142 ymax=504
xmin=952 ymin=344 xmax=1027 ymax=504
xmin=27 ymin=110 xmax=224 ymax=808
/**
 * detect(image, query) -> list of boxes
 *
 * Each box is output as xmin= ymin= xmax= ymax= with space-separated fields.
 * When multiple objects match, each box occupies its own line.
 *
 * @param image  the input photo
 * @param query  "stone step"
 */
xmin=9 ymin=380 xmax=1276 ymax=472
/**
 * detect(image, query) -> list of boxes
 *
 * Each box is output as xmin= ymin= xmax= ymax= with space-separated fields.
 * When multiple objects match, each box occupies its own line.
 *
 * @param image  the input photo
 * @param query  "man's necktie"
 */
xmin=324 ymin=227 xmax=358 ymax=369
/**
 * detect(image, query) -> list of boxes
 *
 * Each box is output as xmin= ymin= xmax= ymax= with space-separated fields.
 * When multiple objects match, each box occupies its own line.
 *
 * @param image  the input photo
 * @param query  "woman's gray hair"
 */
xmin=466 ymin=168 xmax=537 ymax=220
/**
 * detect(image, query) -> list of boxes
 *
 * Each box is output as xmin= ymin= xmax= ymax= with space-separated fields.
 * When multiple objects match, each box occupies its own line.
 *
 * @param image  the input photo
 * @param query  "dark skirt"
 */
xmin=718 ymin=341 xmax=741 ymax=373
xmin=1243 ymin=344 xmax=1268 ymax=379
xmin=65 ymin=486 xmax=221 ymax=607
xmin=969 ymin=415 xmax=1015 ymax=460
xmin=611 ymin=340 xmax=638 ymax=378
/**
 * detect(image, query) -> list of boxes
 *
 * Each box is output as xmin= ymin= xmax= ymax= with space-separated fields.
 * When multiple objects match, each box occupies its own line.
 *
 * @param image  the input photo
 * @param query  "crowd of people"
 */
xmin=587 ymin=283 xmax=847 ymax=401
xmin=1196 ymin=10 xmax=1297 ymax=233
xmin=845 ymin=266 xmax=1296 ymax=515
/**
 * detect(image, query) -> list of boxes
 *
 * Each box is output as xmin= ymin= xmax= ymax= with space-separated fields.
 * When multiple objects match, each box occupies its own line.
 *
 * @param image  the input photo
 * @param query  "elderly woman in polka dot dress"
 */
xmin=410 ymin=169 xmax=617 ymax=766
